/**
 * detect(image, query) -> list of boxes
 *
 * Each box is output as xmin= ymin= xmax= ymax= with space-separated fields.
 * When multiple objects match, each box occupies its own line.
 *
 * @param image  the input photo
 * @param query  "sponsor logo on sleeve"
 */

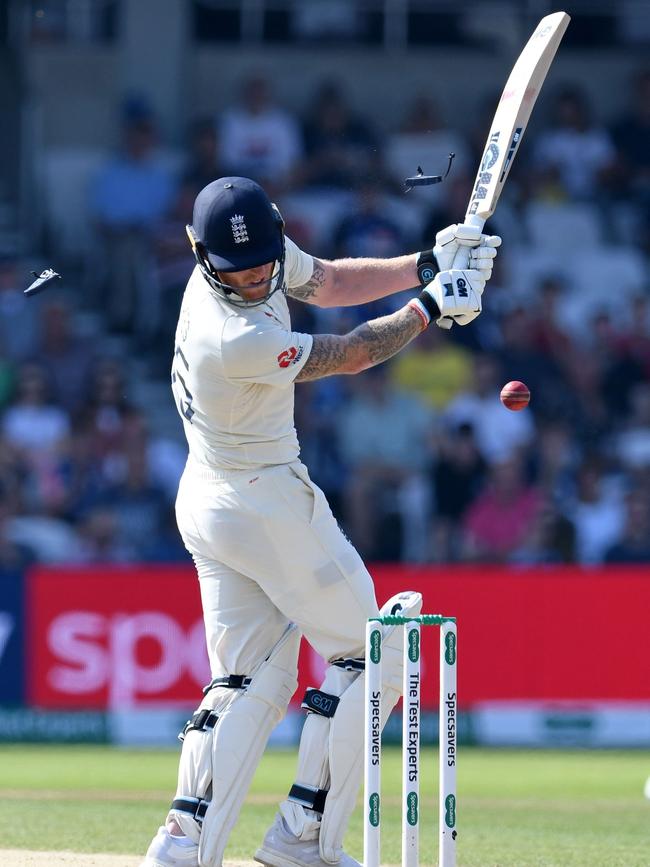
xmin=277 ymin=345 xmax=304 ymax=368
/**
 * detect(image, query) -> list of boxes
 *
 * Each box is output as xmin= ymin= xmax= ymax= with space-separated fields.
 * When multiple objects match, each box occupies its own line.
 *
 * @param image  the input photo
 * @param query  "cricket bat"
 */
xmin=463 ymin=11 xmax=571 ymax=236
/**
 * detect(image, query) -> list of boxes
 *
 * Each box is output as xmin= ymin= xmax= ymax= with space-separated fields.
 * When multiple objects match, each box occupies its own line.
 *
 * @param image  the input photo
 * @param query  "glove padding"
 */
xmin=423 ymin=269 xmax=485 ymax=329
xmin=434 ymin=223 xmax=502 ymax=279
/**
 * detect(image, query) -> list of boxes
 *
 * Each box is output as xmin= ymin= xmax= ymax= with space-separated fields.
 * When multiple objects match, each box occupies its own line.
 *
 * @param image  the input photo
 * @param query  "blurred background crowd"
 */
xmin=1 ymin=0 xmax=649 ymax=569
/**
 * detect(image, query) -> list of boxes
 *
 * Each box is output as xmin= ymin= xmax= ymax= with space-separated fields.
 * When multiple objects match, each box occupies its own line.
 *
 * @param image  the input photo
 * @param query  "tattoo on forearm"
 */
xmin=296 ymin=306 xmax=423 ymax=382
xmin=287 ymin=259 xmax=327 ymax=302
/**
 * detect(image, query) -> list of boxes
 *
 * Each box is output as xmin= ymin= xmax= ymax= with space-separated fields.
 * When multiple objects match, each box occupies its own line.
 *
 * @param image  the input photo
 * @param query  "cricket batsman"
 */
xmin=140 ymin=176 xmax=500 ymax=867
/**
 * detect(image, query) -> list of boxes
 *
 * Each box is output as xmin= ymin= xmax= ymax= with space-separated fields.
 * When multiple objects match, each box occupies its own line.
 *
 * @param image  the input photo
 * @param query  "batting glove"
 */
xmin=410 ymin=269 xmax=485 ymax=330
xmin=432 ymin=223 xmax=502 ymax=280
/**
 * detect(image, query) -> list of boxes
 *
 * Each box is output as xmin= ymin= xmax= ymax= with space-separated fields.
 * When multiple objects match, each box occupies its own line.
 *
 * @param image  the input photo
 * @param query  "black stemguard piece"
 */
xmin=404 ymin=153 xmax=455 ymax=192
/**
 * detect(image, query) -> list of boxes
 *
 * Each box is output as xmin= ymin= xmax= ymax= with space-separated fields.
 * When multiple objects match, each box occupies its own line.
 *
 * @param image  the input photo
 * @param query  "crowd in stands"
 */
xmin=1 ymin=67 xmax=649 ymax=569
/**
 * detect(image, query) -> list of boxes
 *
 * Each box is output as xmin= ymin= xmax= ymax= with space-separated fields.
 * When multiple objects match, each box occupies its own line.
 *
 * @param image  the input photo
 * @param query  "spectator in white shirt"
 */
xmin=533 ymin=86 xmax=616 ymax=200
xmin=219 ymin=75 xmax=302 ymax=191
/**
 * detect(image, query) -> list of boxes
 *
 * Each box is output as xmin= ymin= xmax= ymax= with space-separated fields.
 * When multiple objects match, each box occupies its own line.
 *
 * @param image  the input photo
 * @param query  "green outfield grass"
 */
xmin=0 ymin=745 xmax=649 ymax=865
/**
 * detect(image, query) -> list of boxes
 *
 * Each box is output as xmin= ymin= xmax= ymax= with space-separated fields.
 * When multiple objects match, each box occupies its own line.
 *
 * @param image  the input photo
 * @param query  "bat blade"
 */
xmin=465 ymin=11 xmax=570 ymax=228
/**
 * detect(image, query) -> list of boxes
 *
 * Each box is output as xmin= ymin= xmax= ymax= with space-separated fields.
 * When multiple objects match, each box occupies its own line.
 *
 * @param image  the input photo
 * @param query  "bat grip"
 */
xmin=451 ymin=214 xmax=486 ymax=270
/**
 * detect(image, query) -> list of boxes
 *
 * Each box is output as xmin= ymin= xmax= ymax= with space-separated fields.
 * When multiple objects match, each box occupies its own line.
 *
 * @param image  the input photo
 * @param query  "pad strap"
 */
xmin=172 ymin=796 xmax=209 ymax=823
xmin=288 ymin=783 xmax=328 ymax=815
xmin=301 ymin=688 xmax=340 ymax=718
xmin=178 ymin=708 xmax=220 ymax=742
xmin=331 ymin=657 xmax=365 ymax=672
xmin=202 ymin=674 xmax=252 ymax=695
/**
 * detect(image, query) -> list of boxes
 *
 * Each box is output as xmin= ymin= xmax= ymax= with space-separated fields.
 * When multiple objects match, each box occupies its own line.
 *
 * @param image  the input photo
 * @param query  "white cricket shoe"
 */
xmin=254 ymin=814 xmax=360 ymax=867
xmin=140 ymin=826 xmax=199 ymax=867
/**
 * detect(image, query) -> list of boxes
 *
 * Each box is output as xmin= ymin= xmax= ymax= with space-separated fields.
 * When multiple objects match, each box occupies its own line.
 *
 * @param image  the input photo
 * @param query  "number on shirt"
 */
xmin=172 ymin=345 xmax=194 ymax=422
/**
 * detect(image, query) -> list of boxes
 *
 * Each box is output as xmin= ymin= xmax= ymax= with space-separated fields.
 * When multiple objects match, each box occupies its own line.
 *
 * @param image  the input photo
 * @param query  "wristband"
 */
xmin=417 ymin=289 xmax=441 ymax=321
xmin=416 ymin=250 xmax=438 ymax=286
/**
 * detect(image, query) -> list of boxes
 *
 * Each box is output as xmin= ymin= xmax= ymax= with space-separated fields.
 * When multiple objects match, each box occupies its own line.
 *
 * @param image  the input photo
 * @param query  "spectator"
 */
xmin=183 ymin=117 xmax=225 ymax=195
xmin=32 ymin=299 xmax=97 ymax=413
xmin=617 ymin=294 xmax=650 ymax=377
xmin=565 ymin=457 xmax=625 ymax=564
xmin=333 ymin=177 xmax=412 ymax=261
xmin=298 ymin=81 xmax=379 ymax=190
xmin=385 ymin=95 xmax=471 ymax=202
xmin=2 ymin=363 xmax=71 ymax=515
xmin=528 ymin=275 xmax=573 ymax=364
xmin=152 ymin=180 xmax=198 ymax=353
xmin=532 ymin=86 xmax=616 ymax=200
xmin=78 ymin=507 xmax=135 ymax=563
xmin=533 ymin=421 xmax=578 ymax=505
xmin=614 ymin=382 xmax=650 ymax=470
xmin=2 ymin=362 xmax=69 ymax=458
xmin=336 ymin=365 xmax=433 ymax=560
xmin=95 ymin=442 xmax=168 ymax=558
xmin=510 ymin=495 xmax=576 ymax=565
xmin=219 ymin=75 xmax=302 ymax=191
xmin=0 ymin=493 xmax=34 ymax=571
xmin=605 ymin=488 xmax=650 ymax=563
xmin=89 ymin=95 xmax=177 ymax=334
xmin=560 ymin=344 xmax=611 ymax=451
xmin=0 ymin=255 xmax=39 ymax=362
xmin=462 ymin=456 xmax=542 ymax=562
xmin=445 ymin=354 xmax=535 ymax=462
xmin=76 ymin=359 xmax=145 ymax=487
xmin=0 ymin=436 xmax=27 ymax=514
xmin=610 ymin=69 xmax=650 ymax=250
xmin=294 ymin=379 xmax=346 ymax=520
xmin=496 ymin=305 xmax=566 ymax=421
xmin=391 ymin=324 xmax=474 ymax=411
xmin=142 ymin=505 xmax=192 ymax=563
xmin=430 ymin=421 xmax=487 ymax=561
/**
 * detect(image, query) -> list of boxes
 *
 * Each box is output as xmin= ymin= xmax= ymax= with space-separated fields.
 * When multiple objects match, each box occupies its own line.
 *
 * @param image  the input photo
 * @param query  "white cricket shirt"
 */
xmin=172 ymin=236 xmax=315 ymax=470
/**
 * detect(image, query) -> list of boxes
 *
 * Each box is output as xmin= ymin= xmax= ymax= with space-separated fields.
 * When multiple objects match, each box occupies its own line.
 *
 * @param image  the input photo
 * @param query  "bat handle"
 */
xmin=451 ymin=214 xmax=486 ymax=270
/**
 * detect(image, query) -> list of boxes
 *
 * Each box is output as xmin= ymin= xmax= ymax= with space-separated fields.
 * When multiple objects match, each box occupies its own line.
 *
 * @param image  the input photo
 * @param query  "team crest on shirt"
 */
xmin=230 ymin=214 xmax=249 ymax=244
xmin=277 ymin=346 xmax=303 ymax=368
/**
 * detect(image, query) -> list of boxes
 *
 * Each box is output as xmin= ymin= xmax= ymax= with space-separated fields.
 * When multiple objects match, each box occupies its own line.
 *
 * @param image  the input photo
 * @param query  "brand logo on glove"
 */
xmin=456 ymin=277 xmax=468 ymax=298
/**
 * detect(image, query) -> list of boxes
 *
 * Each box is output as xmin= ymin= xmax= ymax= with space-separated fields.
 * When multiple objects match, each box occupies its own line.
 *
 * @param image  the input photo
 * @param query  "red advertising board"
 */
xmin=27 ymin=565 xmax=650 ymax=709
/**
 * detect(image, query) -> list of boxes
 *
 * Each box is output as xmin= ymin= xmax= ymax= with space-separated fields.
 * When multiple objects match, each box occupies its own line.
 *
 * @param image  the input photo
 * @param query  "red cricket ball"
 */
xmin=500 ymin=380 xmax=530 ymax=411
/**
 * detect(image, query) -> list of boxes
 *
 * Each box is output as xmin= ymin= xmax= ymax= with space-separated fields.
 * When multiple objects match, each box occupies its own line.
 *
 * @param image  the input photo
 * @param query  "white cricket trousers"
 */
xmin=175 ymin=459 xmax=379 ymax=677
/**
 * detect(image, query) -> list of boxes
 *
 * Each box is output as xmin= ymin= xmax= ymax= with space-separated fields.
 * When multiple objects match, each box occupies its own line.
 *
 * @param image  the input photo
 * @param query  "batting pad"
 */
xmin=170 ymin=623 xmax=300 ymax=867
xmin=277 ymin=591 xmax=422 ymax=864
xmin=319 ymin=590 xmax=422 ymax=863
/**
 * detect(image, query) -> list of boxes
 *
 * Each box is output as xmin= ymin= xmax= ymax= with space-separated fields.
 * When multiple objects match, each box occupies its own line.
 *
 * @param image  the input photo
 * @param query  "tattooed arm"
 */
xmin=296 ymin=302 xmax=426 ymax=382
xmin=287 ymin=255 xmax=419 ymax=308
